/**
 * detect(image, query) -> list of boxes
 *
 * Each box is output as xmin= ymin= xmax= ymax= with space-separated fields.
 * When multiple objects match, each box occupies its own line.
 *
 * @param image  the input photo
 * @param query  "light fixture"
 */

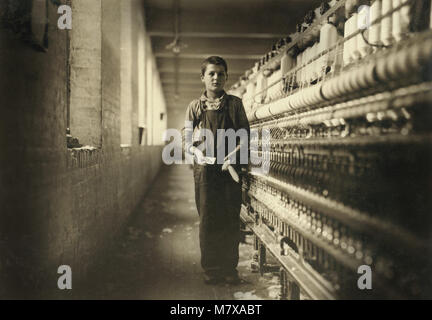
xmin=165 ymin=0 xmax=187 ymax=55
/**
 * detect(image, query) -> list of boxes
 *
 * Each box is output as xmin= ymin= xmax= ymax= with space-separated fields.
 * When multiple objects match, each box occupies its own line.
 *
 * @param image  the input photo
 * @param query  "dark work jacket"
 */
xmin=182 ymin=93 xmax=250 ymax=169
xmin=183 ymin=92 xmax=250 ymax=274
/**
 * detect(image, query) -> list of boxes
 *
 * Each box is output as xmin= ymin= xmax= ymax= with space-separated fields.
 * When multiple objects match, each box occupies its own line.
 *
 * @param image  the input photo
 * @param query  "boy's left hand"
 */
xmin=222 ymin=159 xmax=231 ymax=171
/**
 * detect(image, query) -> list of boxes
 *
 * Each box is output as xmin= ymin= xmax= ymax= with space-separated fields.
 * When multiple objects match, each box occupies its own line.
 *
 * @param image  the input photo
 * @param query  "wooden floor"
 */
xmin=66 ymin=164 xmax=281 ymax=300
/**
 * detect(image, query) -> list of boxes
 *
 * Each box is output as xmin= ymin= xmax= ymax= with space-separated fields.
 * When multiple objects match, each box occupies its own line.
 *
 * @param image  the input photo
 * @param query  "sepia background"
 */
xmin=1 ymin=0 xmax=431 ymax=300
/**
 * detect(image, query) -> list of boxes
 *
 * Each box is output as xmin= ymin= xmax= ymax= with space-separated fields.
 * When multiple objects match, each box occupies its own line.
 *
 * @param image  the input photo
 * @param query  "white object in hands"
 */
xmin=203 ymin=156 xmax=216 ymax=165
xmin=192 ymin=148 xmax=206 ymax=165
xmin=222 ymin=159 xmax=240 ymax=183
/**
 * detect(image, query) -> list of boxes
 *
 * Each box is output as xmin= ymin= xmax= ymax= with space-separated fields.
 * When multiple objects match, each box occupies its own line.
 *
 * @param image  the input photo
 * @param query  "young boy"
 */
xmin=183 ymin=56 xmax=250 ymax=284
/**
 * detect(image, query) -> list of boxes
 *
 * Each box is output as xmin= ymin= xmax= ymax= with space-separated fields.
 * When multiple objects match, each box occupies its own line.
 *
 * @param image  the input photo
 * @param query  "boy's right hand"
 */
xmin=193 ymin=148 xmax=206 ymax=165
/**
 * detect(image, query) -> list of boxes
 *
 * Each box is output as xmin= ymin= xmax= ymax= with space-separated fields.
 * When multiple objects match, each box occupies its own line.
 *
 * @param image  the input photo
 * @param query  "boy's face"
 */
xmin=201 ymin=64 xmax=227 ymax=94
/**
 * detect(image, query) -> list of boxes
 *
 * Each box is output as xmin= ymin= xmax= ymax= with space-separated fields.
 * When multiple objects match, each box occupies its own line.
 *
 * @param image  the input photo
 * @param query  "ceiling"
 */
xmin=144 ymin=0 xmax=322 ymax=110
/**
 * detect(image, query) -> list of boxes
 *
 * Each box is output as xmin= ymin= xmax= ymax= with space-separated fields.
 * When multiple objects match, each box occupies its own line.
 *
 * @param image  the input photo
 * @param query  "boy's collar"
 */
xmin=200 ymin=91 xmax=226 ymax=102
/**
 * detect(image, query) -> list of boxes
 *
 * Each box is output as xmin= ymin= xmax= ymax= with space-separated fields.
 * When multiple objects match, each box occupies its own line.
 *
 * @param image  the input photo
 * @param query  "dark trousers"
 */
xmin=193 ymin=164 xmax=242 ymax=276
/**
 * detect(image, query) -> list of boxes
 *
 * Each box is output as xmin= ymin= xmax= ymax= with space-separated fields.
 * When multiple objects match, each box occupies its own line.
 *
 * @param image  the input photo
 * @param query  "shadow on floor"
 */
xmin=62 ymin=164 xmax=282 ymax=300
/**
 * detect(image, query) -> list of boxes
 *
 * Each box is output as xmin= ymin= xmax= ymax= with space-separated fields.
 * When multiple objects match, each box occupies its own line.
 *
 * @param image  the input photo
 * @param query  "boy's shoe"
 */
xmin=223 ymin=274 xmax=242 ymax=285
xmin=203 ymin=273 xmax=222 ymax=285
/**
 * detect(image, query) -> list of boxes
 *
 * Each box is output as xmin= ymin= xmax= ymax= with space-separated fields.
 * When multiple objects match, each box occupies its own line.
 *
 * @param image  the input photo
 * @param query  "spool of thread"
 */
xmin=357 ymin=62 xmax=376 ymax=88
xmin=310 ymin=84 xmax=324 ymax=104
xmin=267 ymin=69 xmax=282 ymax=102
xmin=255 ymin=74 xmax=267 ymax=103
xmin=316 ymin=41 xmax=325 ymax=78
xmin=392 ymin=0 xmax=401 ymax=41
xmin=347 ymin=68 xmax=360 ymax=92
xmin=386 ymin=49 xmax=406 ymax=79
xmin=253 ymin=62 xmax=259 ymax=74
xmin=246 ymin=111 xmax=254 ymax=122
xmin=308 ymin=46 xmax=315 ymax=82
xmin=310 ymin=43 xmax=319 ymax=82
xmin=358 ymin=65 xmax=372 ymax=90
xmin=345 ymin=0 xmax=360 ymax=18
xmin=245 ymin=69 xmax=252 ymax=80
xmin=246 ymin=82 xmax=255 ymax=98
xmin=320 ymin=23 xmax=338 ymax=72
xmin=281 ymin=51 xmax=294 ymax=76
xmin=298 ymin=89 xmax=308 ymax=108
xmin=384 ymin=52 xmax=399 ymax=80
xmin=407 ymin=43 xmax=423 ymax=71
xmin=381 ymin=0 xmax=393 ymax=46
xmin=268 ymin=100 xmax=280 ymax=115
xmin=302 ymin=87 xmax=311 ymax=106
xmin=343 ymin=15 xmax=352 ymax=65
xmin=247 ymin=108 xmax=259 ymax=122
xmin=357 ymin=6 xmax=373 ymax=58
xmin=343 ymin=14 xmax=358 ymax=65
xmin=321 ymin=77 xmax=339 ymax=100
xmin=350 ymin=13 xmax=361 ymax=61
xmin=370 ymin=0 xmax=382 ymax=49
xmin=296 ymin=53 xmax=302 ymax=85
xmin=301 ymin=48 xmax=310 ymax=84
xmin=269 ymin=96 xmax=292 ymax=115
xmin=242 ymin=97 xmax=250 ymax=111
xmin=307 ymin=45 xmax=315 ymax=82
xmin=376 ymin=50 xmax=399 ymax=82
xmin=255 ymin=104 xmax=272 ymax=119
xmin=392 ymin=0 xmax=410 ymax=42
xmin=244 ymin=82 xmax=256 ymax=110
xmin=336 ymin=72 xmax=349 ymax=96
xmin=290 ymin=91 xmax=302 ymax=109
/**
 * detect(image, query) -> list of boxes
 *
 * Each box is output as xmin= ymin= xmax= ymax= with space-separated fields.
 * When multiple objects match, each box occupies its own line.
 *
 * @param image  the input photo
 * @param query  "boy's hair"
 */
xmin=201 ymin=56 xmax=228 ymax=76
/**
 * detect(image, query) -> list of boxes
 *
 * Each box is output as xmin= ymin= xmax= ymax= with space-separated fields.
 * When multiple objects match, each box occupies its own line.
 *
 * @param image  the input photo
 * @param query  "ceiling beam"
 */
xmin=158 ymin=68 xmax=244 ymax=75
xmin=155 ymin=57 xmax=256 ymax=66
xmin=161 ymin=78 xmax=202 ymax=84
xmin=151 ymin=36 xmax=278 ymax=56
xmin=148 ymin=31 xmax=287 ymax=39
xmin=155 ymin=53 xmax=261 ymax=60
xmin=145 ymin=8 xmax=310 ymax=35
xmin=156 ymin=57 xmax=256 ymax=72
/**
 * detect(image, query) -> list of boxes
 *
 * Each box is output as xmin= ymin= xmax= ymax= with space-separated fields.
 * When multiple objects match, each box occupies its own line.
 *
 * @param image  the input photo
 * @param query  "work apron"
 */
xmin=193 ymin=100 xmax=242 ymax=276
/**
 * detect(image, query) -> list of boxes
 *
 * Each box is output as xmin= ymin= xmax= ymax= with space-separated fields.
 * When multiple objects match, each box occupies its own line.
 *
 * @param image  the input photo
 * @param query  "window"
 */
xmin=67 ymin=0 xmax=102 ymax=148
xmin=137 ymin=15 xmax=146 ymax=146
xmin=120 ymin=0 xmax=132 ymax=147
